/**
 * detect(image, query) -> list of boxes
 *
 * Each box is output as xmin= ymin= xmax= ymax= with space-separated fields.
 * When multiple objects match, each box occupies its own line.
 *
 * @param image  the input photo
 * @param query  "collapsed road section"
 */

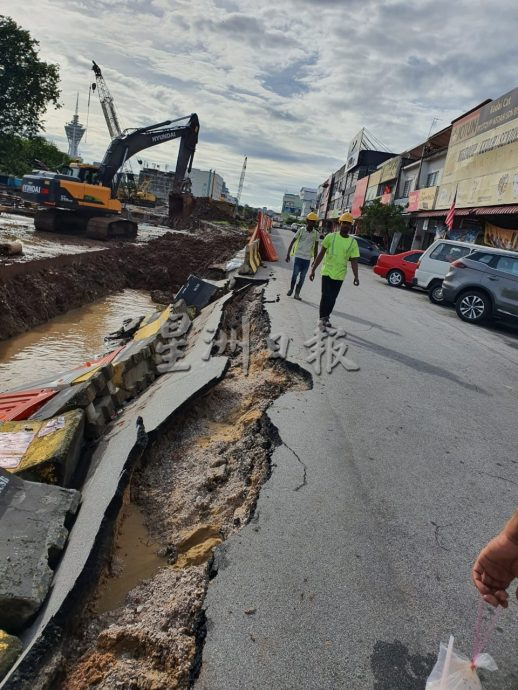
xmin=2 ymin=286 xmax=310 ymax=690
xmin=0 ymin=212 xmax=293 ymax=687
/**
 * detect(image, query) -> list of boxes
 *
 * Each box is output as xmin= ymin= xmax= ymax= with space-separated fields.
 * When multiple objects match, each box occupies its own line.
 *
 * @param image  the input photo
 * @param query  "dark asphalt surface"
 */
xmin=196 ymin=230 xmax=518 ymax=690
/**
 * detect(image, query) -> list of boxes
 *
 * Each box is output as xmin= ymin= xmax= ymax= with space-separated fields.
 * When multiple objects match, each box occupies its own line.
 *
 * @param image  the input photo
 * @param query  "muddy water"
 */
xmin=95 ymin=499 xmax=166 ymax=614
xmin=0 ymin=289 xmax=157 ymax=393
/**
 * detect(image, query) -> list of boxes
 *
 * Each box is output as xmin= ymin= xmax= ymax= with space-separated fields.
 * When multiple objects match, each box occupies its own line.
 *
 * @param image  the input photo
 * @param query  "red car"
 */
xmin=373 ymin=250 xmax=424 ymax=288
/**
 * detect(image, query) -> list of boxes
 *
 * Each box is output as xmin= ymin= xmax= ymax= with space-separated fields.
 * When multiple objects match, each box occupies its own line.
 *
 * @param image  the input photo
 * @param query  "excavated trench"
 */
xmin=0 ymin=225 xmax=245 ymax=341
xmin=36 ymin=288 xmax=310 ymax=690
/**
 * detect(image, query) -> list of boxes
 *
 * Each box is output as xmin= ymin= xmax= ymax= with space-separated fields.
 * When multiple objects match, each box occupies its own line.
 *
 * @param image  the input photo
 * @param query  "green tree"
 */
xmin=360 ymin=199 xmax=410 ymax=248
xmin=0 ymin=135 xmax=70 ymax=177
xmin=0 ymin=15 xmax=61 ymax=136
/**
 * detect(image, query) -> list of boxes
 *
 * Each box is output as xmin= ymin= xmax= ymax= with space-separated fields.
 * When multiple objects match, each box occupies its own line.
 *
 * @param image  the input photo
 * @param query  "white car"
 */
xmin=413 ymin=239 xmax=476 ymax=304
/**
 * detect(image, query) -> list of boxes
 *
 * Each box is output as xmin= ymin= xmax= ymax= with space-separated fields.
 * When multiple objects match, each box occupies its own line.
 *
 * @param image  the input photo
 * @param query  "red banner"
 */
xmin=351 ymin=176 xmax=370 ymax=218
xmin=407 ymin=190 xmax=420 ymax=213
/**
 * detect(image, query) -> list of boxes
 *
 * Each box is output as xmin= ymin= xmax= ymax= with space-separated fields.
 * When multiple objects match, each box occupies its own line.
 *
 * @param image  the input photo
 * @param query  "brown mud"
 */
xmin=44 ymin=289 xmax=310 ymax=690
xmin=0 ymin=226 xmax=245 ymax=341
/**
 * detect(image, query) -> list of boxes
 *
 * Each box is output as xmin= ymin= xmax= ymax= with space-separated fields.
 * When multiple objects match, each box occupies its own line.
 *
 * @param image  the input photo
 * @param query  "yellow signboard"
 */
xmin=365 ymin=169 xmax=382 ymax=201
xmin=438 ymin=86 xmax=518 ymax=208
xmin=419 ymin=186 xmax=438 ymax=210
xmin=379 ymin=156 xmax=401 ymax=183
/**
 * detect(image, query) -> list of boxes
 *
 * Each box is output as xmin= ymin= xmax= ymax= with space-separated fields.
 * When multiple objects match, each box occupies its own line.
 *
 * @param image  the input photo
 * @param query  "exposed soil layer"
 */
xmin=169 ymin=199 xmax=238 ymax=231
xmin=0 ymin=226 xmax=245 ymax=341
xmin=48 ymin=290 xmax=310 ymax=690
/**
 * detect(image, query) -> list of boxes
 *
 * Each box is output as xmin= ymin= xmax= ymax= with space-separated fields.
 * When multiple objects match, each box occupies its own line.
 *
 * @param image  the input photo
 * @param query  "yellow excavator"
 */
xmin=20 ymin=114 xmax=199 ymax=239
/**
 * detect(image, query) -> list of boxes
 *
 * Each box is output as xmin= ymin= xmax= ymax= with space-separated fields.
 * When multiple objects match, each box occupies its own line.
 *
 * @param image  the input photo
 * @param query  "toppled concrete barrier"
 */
xmin=0 ymin=469 xmax=80 ymax=633
xmin=0 ymin=631 xmax=22 ymax=681
xmin=0 ymin=410 xmax=84 ymax=486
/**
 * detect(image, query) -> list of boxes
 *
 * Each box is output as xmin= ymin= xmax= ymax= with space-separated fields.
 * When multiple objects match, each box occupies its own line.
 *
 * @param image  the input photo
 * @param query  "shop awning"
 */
xmin=473 ymin=206 xmax=518 ymax=215
xmin=408 ymin=209 xmax=472 ymax=217
xmin=408 ymin=206 xmax=518 ymax=218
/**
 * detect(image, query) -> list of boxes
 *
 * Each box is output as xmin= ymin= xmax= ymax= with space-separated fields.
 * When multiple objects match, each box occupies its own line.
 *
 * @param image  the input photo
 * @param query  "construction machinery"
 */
xmin=91 ymin=60 xmax=157 ymax=207
xmin=20 ymin=114 xmax=199 ymax=239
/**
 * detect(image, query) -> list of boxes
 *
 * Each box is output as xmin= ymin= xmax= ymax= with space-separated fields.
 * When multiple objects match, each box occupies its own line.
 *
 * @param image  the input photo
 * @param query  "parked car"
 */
xmin=413 ymin=239 xmax=475 ymax=304
xmin=355 ymin=236 xmax=382 ymax=265
xmin=373 ymin=250 xmax=424 ymax=288
xmin=442 ymin=247 xmax=518 ymax=324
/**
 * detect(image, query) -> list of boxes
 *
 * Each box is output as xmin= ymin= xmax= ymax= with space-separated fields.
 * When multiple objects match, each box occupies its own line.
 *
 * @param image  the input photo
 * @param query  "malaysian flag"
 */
xmin=445 ymin=191 xmax=456 ymax=231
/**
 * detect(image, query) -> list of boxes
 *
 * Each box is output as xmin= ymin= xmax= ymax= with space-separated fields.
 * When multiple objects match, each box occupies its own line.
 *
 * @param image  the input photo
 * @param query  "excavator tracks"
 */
xmin=34 ymin=209 xmax=137 ymax=240
xmin=86 ymin=216 xmax=138 ymax=240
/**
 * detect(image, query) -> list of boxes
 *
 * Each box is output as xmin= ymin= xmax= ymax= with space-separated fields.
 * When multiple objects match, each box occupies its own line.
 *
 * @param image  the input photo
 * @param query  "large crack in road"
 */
xmin=32 ymin=287 xmax=310 ymax=690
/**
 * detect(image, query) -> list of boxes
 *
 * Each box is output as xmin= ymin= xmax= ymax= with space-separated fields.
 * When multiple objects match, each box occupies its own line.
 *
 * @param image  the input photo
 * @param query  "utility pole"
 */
xmin=234 ymin=156 xmax=247 ymax=217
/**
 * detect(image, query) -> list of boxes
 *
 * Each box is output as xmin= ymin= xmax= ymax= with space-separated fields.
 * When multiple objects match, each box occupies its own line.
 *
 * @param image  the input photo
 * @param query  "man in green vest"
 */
xmin=285 ymin=212 xmax=319 ymax=300
xmin=309 ymin=211 xmax=360 ymax=329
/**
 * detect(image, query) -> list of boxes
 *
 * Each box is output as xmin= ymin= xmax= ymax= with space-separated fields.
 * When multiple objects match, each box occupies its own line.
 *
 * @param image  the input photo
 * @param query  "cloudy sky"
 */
xmin=4 ymin=0 xmax=518 ymax=209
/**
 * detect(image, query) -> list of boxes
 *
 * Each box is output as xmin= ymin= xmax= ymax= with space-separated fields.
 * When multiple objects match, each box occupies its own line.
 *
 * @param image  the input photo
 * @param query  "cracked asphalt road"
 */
xmin=195 ymin=230 xmax=518 ymax=690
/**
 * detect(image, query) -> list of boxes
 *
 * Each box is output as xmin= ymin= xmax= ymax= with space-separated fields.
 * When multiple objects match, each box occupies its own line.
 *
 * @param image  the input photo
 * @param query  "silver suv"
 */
xmin=442 ymin=248 xmax=518 ymax=324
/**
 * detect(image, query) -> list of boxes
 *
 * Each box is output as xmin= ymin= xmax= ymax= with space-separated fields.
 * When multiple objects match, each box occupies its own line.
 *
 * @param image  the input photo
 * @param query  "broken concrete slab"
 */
xmin=175 ymin=274 xmax=218 ymax=310
xmin=0 ymin=469 xmax=80 ymax=633
xmin=0 ymin=631 xmax=22 ymax=682
xmin=1 ymin=294 xmax=233 ymax=687
xmin=29 ymin=380 xmax=97 ymax=421
xmin=0 ymin=410 xmax=84 ymax=486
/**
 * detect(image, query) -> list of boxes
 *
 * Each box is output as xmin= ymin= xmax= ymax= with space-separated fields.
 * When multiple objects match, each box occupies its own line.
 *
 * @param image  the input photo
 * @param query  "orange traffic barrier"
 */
xmin=258 ymin=228 xmax=278 ymax=261
xmin=0 ymin=389 xmax=58 ymax=422
xmin=256 ymin=211 xmax=277 ymax=261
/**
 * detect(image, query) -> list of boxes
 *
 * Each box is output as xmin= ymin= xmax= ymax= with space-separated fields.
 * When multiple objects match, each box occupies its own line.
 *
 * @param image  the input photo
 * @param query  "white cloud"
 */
xmin=3 ymin=0 xmax=518 ymax=209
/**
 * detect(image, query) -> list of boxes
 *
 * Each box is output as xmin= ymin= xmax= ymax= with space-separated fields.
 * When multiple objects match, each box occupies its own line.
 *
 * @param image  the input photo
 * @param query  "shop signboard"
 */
xmin=346 ymin=129 xmax=365 ymax=171
xmin=351 ymin=176 xmax=369 ymax=218
xmin=438 ymin=86 xmax=518 ymax=208
xmin=379 ymin=156 xmax=401 ymax=183
xmin=419 ymin=186 xmax=438 ymax=210
xmin=407 ymin=190 xmax=420 ymax=213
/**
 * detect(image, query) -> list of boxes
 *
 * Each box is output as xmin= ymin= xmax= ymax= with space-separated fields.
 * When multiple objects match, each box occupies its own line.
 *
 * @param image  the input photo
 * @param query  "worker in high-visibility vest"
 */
xmin=309 ymin=211 xmax=360 ymax=330
xmin=285 ymin=212 xmax=319 ymax=300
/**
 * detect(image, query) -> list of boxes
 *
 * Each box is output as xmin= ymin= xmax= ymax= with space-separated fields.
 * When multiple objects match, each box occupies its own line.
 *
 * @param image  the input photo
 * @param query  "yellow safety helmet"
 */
xmin=306 ymin=212 xmax=318 ymax=221
xmin=338 ymin=212 xmax=354 ymax=224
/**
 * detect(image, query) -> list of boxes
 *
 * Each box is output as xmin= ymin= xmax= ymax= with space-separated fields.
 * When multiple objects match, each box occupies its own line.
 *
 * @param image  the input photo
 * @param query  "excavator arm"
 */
xmin=97 ymin=114 xmax=199 ymax=196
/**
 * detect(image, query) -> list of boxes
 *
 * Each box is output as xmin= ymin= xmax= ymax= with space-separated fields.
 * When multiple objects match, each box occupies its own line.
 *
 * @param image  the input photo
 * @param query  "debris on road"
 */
xmin=0 ymin=468 xmax=79 ymax=633
xmin=42 ymin=288 xmax=310 ymax=690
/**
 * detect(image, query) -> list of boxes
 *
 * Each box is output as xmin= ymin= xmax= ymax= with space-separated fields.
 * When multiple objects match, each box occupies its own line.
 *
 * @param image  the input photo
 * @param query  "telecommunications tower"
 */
xmin=64 ymin=94 xmax=86 ymax=158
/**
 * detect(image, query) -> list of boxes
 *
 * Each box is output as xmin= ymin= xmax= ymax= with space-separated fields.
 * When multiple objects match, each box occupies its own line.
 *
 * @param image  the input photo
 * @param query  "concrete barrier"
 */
xmin=0 ymin=468 xmax=80 ymax=633
xmin=0 ymin=631 xmax=22 ymax=682
xmin=0 ymin=410 xmax=84 ymax=486
xmin=238 ymin=238 xmax=261 ymax=275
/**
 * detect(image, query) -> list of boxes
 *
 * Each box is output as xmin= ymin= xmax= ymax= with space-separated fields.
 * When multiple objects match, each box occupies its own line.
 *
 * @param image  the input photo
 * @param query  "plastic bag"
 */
xmin=426 ymin=636 xmax=497 ymax=689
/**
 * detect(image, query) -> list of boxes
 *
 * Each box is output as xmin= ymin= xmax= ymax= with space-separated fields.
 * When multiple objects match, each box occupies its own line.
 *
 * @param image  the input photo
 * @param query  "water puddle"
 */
xmin=95 ymin=498 xmax=166 ymax=614
xmin=0 ymin=289 xmax=158 ymax=392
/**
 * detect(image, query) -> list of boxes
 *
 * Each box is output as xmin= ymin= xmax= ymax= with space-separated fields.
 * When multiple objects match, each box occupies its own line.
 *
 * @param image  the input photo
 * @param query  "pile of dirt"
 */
xmin=49 ymin=290 xmax=310 ymax=690
xmin=0 ymin=227 xmax=246 ymax=340
xmin=169 ymin=198 xmax=238 ymax=231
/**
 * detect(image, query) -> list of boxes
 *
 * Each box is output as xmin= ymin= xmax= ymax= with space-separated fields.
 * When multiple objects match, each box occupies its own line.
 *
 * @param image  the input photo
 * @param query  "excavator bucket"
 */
xmin=169 ymin=192 xmax=195 ymax=225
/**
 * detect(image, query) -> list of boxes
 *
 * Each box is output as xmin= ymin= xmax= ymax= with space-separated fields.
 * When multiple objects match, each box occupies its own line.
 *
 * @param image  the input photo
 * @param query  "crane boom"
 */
xmin=235 ymin=156 xmax=247 ymax=216
xmin=91 ymin=60 xmax=122 ymax=139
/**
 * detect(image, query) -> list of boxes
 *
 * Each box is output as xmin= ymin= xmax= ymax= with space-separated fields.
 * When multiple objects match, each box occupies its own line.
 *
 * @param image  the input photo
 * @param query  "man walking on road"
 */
xmin=309 ymin=211 xmax=360 ymax=329
xmin=285 ymin=212 xmax=319 ymax=300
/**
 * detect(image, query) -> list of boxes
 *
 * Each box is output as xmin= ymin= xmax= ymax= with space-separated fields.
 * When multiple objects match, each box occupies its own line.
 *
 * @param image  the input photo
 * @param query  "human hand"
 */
xmin=309 ymin=270 xmax=315 ymax=282
xmin=472 ymin=531 xmax=518 ymax=607
xmin=353 ymin=278 xmax=360 ymax=286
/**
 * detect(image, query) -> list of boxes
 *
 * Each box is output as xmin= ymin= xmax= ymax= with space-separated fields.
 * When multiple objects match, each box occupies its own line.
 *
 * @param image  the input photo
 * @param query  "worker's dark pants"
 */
xmin=319 ymin=275 xmax=343 ymax=319
xmin=290 ymin=257 xmax=310 ymax=291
